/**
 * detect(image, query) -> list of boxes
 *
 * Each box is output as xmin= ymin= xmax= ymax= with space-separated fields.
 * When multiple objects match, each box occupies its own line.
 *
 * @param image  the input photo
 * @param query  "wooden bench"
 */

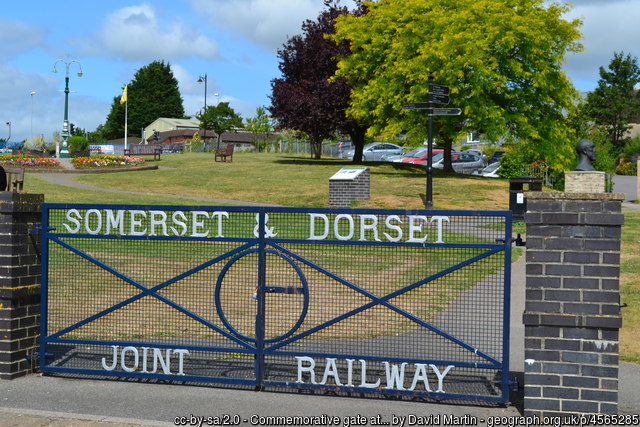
xmin=123 ymin=144 xmax=162 ymax=161
xmin=3 ymin=167 xmax=24 ymax=192
xmin=215 ymin=144 xmax=234 ymax=162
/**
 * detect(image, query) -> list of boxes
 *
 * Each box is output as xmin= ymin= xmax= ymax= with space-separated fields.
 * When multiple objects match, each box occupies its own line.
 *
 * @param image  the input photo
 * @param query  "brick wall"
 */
xmin=0 ymin=192 xmax=43 ymax=379
xmin=523 ymin=192 xmax=625 ymax=415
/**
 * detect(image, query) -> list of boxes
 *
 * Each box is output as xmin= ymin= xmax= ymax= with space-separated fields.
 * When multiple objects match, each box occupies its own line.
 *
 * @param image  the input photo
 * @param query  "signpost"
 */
xmin=402 ymin=74 xmax=460 ymax=208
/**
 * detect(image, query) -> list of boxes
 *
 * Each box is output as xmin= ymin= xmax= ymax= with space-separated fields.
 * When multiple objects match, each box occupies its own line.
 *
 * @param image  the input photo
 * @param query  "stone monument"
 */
xmin=565 ymin=139 xmax=606 ymax=193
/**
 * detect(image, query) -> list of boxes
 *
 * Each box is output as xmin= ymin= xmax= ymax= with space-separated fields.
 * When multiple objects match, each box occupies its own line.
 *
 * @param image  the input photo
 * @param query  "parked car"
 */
xmin=381 ymin=146 xmax=428 ymax=163
xmin=401 ymin=148 xmax=444 ymax=166
xmin=342 ymin=142 xmax=403 ymax=161
xmin=490 ymin=150 xmax=506 ymax=164
xmin=432 ymin=152 xmax=486 ymax=174
xmin=464 ymin=149 xmax=488 ymax=164
xmin=472 ymin=161 xmax=501 ymax=178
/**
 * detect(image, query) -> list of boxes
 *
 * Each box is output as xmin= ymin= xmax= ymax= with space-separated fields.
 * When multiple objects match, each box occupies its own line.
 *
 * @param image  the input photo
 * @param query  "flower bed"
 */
xmin=72 ymin=155 xmax=145 ymax=168
xmin=0 ymin=154 xmax=60 ymax=168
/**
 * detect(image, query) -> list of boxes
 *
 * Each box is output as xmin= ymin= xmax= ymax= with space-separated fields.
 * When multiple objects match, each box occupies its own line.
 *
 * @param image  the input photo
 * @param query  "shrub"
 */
xmin=69 ymin=136 xmax=89 ymax=151
xmin=616 ymin=160 xmax=637 ymax=176
xmin=622 ymin=135 xmax=640 ymax=161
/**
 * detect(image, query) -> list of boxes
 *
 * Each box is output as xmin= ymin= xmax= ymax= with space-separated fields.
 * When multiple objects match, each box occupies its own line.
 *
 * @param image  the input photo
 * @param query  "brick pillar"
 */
xmin=0 ymin=192 xmax=43 ymax=379
xmin=329 ymin=167 xmax=370 ymax=208
xmin=523 ymin=192 xmax=625 ymax=416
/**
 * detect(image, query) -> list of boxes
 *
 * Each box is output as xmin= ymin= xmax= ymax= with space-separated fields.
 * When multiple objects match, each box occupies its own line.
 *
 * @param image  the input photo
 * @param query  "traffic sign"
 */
xmin=429 ymin=84 xmax=450 ymax=96
xmin=429 ymin=108 xmax=461 ymax=116
xmin=402 ymin=102 xmax=430 ymax=110
xmin=428 ymin=92 xmax=450 ymax=104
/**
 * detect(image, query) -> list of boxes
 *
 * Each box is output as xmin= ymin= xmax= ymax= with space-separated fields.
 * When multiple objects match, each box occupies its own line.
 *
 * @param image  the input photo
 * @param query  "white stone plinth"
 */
xmin=565 ymin=171 xmax=606 ymax=193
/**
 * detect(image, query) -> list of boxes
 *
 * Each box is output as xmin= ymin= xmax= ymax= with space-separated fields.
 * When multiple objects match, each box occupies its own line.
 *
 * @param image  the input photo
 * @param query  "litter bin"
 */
xmin=509 ymin=176 xmax=542 ymax=221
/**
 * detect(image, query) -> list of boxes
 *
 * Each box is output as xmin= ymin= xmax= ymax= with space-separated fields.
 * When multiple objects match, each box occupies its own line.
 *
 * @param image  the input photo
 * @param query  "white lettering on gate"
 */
xmin=101 ymin=345 xmax=189 ymax=375
xmin=60 ymin=209 xmax=450 ymax=243
xmin=306 ymin=213 xmax=450 ymax=243
xmin=295 ymin=356 xmax=454 ymax=393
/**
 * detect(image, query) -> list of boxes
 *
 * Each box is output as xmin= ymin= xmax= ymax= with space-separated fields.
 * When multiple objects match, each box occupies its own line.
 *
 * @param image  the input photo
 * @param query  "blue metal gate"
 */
xmin=39 ymin=203 xmax=512 ymax=403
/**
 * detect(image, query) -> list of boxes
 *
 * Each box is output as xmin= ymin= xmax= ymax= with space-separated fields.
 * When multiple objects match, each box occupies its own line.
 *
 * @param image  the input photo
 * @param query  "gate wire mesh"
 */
xmin=40 ymin=204 xmax=511 ymax=403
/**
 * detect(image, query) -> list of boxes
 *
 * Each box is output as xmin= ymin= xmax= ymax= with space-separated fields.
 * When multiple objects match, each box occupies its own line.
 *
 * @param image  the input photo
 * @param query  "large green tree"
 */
xmin=585 ymin=52 xmax=640 ymax=152
xmin=331 ymin=0 xmax=583 ymax=171
xmin=196 ymin=102 xmax=243 ymax=149
xmin=103 ymin=60 xmax=185 ymax=140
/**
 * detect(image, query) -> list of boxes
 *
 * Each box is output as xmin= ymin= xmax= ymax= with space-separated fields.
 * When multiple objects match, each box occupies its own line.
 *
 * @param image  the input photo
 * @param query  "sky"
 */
xmin=0 ymin=0 xmax=638 ymax=142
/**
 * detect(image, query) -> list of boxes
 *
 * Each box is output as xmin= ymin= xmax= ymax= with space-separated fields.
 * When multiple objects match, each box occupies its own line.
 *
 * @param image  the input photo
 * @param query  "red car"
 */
xmin=401 ymin=148 xmax=444 ymax=165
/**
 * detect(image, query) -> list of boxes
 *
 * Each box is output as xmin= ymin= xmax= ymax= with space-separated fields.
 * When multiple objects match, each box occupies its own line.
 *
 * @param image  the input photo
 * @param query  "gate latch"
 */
xmin=496 ymin=234 xmax=526 ymax=246
xmin=513 ymin=233 xmax=526 ymax=247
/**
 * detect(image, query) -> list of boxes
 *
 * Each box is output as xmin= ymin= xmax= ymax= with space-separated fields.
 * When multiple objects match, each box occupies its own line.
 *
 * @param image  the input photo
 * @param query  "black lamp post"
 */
xmin=197 ymin=74 xmax=207 ymax=112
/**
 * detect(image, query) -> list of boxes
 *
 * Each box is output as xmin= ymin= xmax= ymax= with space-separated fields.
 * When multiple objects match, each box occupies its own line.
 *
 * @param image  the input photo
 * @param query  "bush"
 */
xmin=622 ymin=135 xmax=640 ymax=161
xmin=497 ymin=150 xmax=528 ymax=178
xmin=617 ymin=160 xmax=637 ymax=176
xmin=69 ymin=136 xmax=88 ymax=152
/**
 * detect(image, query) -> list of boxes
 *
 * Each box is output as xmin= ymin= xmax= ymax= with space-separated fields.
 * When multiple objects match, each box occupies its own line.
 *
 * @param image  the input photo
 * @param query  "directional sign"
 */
xmin=428 ymin=92 xmax=450 ymax=104
xmin=429 ymin=84 xmax=450 ymax=96
xmin=429 ymin=108 xmax=462 ymax=116
xmin=402 ymin=102 xmax=430 ymax=110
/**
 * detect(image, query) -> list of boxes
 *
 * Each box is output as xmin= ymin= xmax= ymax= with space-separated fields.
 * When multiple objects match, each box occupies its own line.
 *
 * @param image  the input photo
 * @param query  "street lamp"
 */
xmin=214 ymin=92 xmax=220 ymax=105
xmin=52 ymin=59 xmax=83 ymax=158
xmin=197 ymin=74 xmax=207 ymax=112
xmin=5 ymin=122 xmax=10 ymax=142
xmin=30 ymin=91 xmax=36 ymax=139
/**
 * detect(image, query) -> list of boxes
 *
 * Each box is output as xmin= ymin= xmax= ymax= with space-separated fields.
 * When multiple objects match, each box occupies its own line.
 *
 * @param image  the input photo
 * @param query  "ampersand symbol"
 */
xmin=253 ymin=213 xmax=278 ymax=238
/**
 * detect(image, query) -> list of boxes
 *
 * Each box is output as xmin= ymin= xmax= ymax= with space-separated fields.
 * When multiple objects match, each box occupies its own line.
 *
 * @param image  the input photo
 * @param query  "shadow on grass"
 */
xmin=273 ymin=156 xmax=492 ymax=182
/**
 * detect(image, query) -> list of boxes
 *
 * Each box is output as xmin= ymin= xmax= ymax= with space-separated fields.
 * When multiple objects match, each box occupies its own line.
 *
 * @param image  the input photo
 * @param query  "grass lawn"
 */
xmin=26 ymin=152 xmax=510 ymax=210
xmin=21 ymin=151 xmax=640 ymax=361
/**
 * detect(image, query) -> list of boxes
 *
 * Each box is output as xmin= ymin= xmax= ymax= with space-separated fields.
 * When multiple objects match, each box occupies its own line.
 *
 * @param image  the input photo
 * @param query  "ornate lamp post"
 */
xmin=52 ymin=59 xmax=83 ymax=158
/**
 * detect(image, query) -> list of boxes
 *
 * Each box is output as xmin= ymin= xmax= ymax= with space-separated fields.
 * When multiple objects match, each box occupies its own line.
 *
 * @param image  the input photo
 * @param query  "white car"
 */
xmin=472 ymin=162 xmax=501 ymax=178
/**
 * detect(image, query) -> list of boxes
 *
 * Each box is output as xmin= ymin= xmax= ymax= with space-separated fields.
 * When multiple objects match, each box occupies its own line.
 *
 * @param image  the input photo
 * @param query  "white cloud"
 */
xmin=562 ymin=0 xmax=640 ymax=90
xmin=0 ymin=62 xmax=109 ymax=142
xmin=0 ymin=19 xmax=47 ymax=58
xmin=187 ymin=0 xmax=341 ymax=52
xmin=75 ymin=4 xmax=220 ymax=61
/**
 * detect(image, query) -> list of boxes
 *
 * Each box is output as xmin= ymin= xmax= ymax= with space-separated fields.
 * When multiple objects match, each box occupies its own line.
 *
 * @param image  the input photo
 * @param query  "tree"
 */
xmin=269 ymin=0 xmax=368 ymax=160
xmin=196 ymin=102 xmax=243 ymax=149
xmin=103 ymin=60 xmax=185 ymax=140
xmin=245 ymin=107 xmax=274 ymax=151
xmin=585 ymin=52 xmax=640 ymax=152
xmin=331 ymin=0 xmax=583 ymax=172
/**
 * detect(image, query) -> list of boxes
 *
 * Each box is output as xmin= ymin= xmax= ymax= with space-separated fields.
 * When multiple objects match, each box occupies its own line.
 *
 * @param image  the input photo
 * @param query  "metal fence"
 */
xmin=39 ymin=204 xmax=512 ymax=403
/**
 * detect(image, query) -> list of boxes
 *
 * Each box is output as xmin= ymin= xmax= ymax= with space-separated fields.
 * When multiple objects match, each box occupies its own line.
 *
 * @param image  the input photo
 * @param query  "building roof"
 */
xmin=154 ymin=118 xmax=201 ymax=129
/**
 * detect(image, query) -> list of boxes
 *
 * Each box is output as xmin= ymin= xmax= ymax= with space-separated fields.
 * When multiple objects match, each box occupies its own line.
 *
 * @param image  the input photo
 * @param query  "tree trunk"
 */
xmin=443 ymin=137 xmax=454 ymax=173
xmin=349 ymin=126 xmax=367 ymax=163
xmin=310 ymin=138 xmax=322 ymax=159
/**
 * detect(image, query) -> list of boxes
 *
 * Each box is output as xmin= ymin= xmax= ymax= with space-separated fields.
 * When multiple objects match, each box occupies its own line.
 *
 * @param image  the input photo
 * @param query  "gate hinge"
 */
xmin=29 ymin=224 xmax=56 ymax=235
xmin=26 ymin=351 xmax=54 ymax=361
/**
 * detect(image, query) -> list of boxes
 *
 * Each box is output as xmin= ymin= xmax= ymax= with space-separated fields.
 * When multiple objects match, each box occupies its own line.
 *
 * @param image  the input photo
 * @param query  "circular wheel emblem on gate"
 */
xmin=215 ymin=249 xmax=309 ymax=344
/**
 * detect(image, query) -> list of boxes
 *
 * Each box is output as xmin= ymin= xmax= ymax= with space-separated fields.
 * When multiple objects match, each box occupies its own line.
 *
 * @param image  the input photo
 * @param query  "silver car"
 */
xmin=432 ymin=152 xmax=486 ymax=174
xmin=381 ymin=146 xmax=428 ymax=163
xmin=343 ymin=142 xmax=403 ymax=161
